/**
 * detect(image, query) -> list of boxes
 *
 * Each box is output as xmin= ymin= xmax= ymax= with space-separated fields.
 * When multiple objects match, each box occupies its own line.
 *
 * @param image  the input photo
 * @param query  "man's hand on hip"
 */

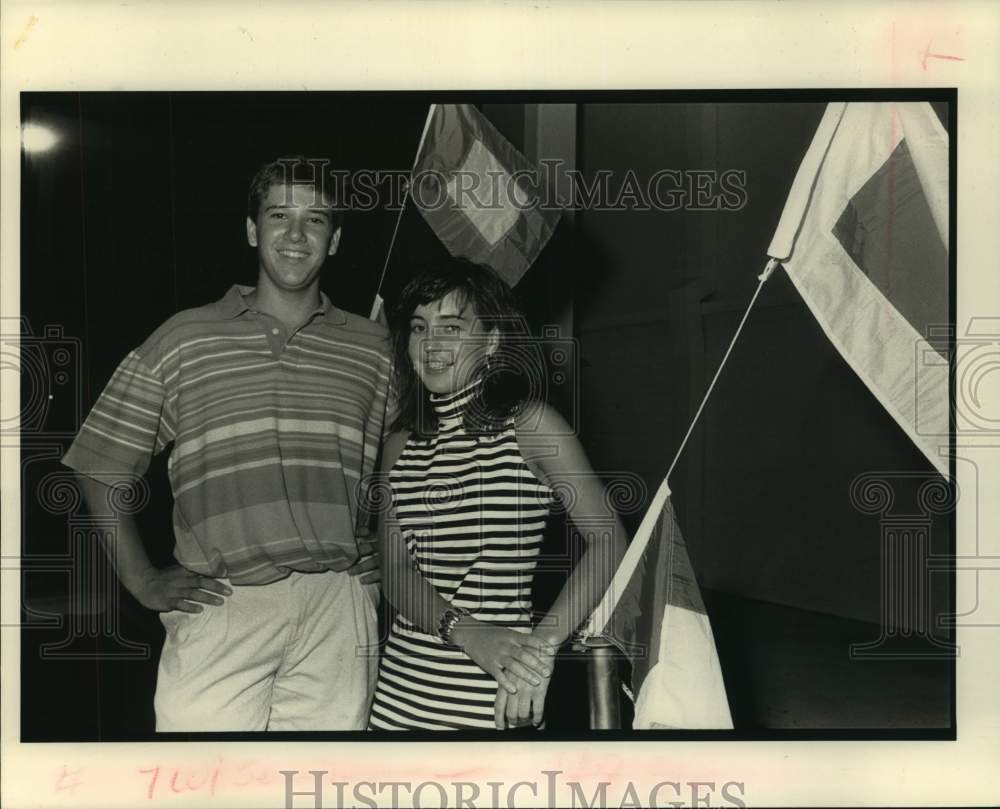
xmin=134 ymin=565 xmax=232 ymax=613
xmin=346 ymin=537 xmax=380 ymax=585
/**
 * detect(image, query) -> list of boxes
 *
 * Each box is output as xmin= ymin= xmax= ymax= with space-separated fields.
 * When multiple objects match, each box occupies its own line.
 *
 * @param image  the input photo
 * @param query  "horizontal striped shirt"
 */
xmin=370 ymin=381 xmax=554 ymax=730
xmin=63 ymin=285 xmax=393 ymax=585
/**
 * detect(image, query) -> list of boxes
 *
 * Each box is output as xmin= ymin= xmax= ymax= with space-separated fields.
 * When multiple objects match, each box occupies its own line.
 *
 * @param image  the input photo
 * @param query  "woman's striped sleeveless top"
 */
xmin=368 ymin=381 xmax=554 ymax=730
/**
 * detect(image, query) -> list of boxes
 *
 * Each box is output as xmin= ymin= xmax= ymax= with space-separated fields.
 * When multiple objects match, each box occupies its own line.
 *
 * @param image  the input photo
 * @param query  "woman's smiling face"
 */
xmin=407 ymin=289 xmax=498 ymax=396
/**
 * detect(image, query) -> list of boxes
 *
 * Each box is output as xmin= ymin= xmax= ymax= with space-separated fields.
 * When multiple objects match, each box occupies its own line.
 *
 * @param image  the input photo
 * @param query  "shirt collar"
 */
xmin=217 ymin=285 xmax=347 ymax=325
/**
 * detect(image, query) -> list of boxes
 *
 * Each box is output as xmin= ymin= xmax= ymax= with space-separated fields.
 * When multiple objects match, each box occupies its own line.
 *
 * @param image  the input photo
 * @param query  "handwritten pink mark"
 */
xmin=921 ymin=40 xmax=964 ymax=70
xmin=55 ymin=765 xmax=85 ymax=795
xmin=139 ymin=758 xmax=279 ymax=801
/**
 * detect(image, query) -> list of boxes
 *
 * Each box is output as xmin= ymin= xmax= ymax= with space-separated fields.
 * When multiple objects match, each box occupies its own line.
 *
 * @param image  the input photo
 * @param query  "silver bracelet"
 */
xmin=438 ymin=605 xmax=471 ymax=646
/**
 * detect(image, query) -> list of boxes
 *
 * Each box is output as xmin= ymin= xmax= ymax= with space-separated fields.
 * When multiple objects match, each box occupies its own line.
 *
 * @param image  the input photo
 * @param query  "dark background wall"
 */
xmin=571 ymin=101 xmax=951 ymax=624
xmin=18 ymin=94 xmax=952 ymax=739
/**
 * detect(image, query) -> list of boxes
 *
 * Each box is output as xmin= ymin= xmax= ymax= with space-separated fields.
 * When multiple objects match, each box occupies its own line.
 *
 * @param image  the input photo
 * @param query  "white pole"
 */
xmin=583 ymin=258 xmax=780 ymax=636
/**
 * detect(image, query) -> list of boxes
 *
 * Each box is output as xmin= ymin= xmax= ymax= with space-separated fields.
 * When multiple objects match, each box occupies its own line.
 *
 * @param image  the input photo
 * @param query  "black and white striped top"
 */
xmin=369 ymin=380 xmax=554 ymax=730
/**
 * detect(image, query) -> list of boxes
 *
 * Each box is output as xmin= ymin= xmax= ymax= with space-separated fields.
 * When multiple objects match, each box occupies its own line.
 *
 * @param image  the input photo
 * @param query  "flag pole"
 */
xmin=583 ymin=257 xmax=780 ymax=637
xmin=369 ymin=104 xmax=438 ymax=321
xmin=664 ymin=257 xmax=779 ymax=482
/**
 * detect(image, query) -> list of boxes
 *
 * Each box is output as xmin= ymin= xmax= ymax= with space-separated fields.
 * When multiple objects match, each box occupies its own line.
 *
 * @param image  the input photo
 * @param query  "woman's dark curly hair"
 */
xmin=388 ymin=260 xmax=538 ymax=437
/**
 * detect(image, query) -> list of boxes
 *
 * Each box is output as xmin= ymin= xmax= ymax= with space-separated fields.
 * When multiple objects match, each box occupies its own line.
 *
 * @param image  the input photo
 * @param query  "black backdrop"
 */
xmin=18 ymin=93 xmax=953 ymax=740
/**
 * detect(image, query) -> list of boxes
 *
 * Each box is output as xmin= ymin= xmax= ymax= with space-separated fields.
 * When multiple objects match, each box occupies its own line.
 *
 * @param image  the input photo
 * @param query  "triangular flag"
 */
xmin=411 ymin=104 xmax=561 ymax=287
xmin=585 ymin=482 xmax=733 ymax=730
xmin=768 ymin=102 xmax=949 ymax=476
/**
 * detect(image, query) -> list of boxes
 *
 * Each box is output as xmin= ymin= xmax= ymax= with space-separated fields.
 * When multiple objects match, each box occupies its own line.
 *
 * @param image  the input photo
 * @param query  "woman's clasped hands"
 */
xmin=450 ymin=621 xmax=556 ymax=728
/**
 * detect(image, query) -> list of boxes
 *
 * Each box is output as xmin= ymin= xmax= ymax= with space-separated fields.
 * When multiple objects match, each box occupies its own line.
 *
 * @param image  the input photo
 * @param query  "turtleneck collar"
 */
xmin=429 ymin=376 xmax=484 ymax=421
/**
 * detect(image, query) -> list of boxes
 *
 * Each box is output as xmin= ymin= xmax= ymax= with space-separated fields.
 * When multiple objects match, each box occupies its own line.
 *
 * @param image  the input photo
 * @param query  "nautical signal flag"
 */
xmin=584 ymin=481 xmax=734 ymax=729
xmin=410 ymin=104 xmax=561 ymax=287
xmin=767 ymin=102 xmax=950 ymax=477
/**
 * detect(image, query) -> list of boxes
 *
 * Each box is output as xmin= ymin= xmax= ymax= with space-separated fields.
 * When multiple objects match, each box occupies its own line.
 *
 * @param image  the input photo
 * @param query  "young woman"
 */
xmin=368 ymin=261 xmax=627 ymax=731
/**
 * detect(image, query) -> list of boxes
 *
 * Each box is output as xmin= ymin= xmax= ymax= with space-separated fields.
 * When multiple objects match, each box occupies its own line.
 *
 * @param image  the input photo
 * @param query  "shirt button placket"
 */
xmin=270 ymin=325 xmax=284 ymax=357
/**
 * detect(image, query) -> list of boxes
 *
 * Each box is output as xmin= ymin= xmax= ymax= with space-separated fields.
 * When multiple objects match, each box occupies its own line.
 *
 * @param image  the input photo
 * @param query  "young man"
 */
xmin=63 ymin=159 xmax=393 ymax=731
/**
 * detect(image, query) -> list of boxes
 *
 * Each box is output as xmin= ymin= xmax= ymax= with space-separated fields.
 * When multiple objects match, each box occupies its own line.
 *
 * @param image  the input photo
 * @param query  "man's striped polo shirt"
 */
xmin=63 ymin=285 xmax=393 ymax=585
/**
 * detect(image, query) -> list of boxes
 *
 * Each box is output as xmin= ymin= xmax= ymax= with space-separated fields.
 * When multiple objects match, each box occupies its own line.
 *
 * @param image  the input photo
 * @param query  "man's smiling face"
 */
xmin=246 ymin=183 xmax=341 ymax=295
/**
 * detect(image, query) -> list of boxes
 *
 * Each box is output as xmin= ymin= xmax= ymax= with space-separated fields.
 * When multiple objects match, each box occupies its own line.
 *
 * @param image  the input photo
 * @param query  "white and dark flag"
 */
xmin=768 ymin=101 xmax=950 ymax=476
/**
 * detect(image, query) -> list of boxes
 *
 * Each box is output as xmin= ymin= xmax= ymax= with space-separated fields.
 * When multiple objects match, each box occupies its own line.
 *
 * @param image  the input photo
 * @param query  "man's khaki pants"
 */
xmin=154 ymin=570 xmax=378 ymax=731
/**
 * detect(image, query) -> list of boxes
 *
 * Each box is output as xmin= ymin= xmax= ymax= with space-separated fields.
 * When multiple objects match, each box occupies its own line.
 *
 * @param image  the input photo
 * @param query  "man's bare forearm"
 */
xmin=74 ymin=472 xmax=231 ymax=612
xmin=74 ymin=473 xmax=154 ymax=597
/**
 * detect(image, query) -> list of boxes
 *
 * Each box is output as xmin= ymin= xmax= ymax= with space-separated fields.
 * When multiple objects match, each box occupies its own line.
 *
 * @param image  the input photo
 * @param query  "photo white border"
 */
xmin=3 ymin=2 xmax=998 ymax=807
